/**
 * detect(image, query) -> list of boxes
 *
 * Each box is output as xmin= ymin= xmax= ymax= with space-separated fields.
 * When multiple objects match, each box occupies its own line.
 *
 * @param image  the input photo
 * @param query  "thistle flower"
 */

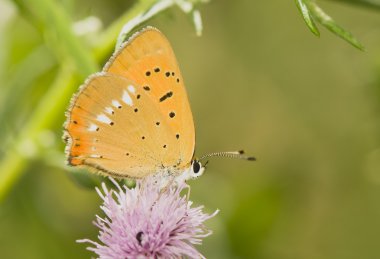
xmin=78 ymin=177 xmax=218 ymax=259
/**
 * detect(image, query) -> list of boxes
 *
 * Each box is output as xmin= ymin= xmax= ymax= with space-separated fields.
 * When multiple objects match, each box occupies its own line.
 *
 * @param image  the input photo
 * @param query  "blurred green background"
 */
xmin=1 ymin=0 xmax=380 ymax=258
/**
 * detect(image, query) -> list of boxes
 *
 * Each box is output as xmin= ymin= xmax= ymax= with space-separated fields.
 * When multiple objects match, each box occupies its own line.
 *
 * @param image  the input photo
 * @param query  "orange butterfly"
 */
xmin=64 ymin=27 xmax=254 ymax=184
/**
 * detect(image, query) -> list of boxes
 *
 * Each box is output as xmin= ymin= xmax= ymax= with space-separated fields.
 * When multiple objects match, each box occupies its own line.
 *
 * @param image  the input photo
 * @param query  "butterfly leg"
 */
xmin=184 ymin=184 xmax=191 ymax=201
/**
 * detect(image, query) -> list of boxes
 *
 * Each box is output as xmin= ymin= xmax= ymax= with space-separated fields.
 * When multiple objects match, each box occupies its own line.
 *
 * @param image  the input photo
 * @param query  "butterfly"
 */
xmin=63 ymin=26 xmax=254 ymax=184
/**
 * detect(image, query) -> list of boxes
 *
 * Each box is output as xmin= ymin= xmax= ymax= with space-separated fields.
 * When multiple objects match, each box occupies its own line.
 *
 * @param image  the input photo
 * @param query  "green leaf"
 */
xmin=308 ymin=2 xmax=365 ymax=51
xmin=295 ymin=0 xmax=320 ymax=36
xmin=328 ymin=0 xmax=380 ymax=11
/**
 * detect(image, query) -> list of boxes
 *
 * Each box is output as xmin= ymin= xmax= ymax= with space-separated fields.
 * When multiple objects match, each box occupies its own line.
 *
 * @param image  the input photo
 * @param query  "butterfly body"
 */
xmin=64 ymin=27 xmax=203 ymax=182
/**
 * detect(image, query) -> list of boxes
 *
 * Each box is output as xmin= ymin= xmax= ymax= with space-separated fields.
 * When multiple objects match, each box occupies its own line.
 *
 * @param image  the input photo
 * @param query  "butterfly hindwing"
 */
xmin=64 ymin=27 xmax=195 ymax=178
xmin=65 ymin=73 xmax=182 ymax=178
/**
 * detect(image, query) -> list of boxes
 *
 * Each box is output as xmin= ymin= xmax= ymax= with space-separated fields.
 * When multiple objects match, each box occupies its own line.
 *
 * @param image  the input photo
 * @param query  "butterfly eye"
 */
xmin=193 ymin=160 xmax=201 ymax=174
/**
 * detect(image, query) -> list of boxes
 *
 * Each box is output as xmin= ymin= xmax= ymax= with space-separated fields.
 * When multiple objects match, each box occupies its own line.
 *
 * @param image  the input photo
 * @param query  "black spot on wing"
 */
xmin=159 ymin=91 xmax=173 ymax=102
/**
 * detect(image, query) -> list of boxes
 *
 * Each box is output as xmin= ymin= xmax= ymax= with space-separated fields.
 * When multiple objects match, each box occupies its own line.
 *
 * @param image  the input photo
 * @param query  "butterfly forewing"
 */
xmin=64 ymin=27 xmax=195 ymax=178
xmin=105 ymin=28 xmax=195 ymax=168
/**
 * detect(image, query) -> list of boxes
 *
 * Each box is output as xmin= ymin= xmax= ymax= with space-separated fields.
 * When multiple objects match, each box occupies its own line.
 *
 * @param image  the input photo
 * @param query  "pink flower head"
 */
xmin=78 ymin=177 xmax=218 ymax=259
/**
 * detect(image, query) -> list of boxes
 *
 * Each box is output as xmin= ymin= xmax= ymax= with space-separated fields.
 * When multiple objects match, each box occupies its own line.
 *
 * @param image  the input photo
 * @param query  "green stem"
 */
xmin=93 ymin=0 xmax=159 ymax=60
xmin=0 ymin=66 xmax=75 ymax=200
xmin=20 ymin=0 xmax=98 ymax=76
xmin=0 ymin=0 xmax=98 ymax=201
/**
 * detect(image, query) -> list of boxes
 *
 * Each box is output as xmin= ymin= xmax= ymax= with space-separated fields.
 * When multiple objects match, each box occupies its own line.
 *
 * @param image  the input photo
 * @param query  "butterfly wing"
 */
xmin=104 ymin=27 xmax=195 ymax=169
xmin=64 ymin=27 xmax=195 ymax=178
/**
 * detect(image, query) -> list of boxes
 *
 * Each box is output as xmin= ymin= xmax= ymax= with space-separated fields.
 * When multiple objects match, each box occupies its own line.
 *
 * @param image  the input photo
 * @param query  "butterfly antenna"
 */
xmin=204 ymin=160 xmax=209 ymax=168
xmin=199 ymin=150 xmax=256 ymax=161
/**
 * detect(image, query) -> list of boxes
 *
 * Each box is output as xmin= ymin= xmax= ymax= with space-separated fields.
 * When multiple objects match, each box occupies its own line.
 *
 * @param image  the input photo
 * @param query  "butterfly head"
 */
xmin=174 ymin=150 xmax=255 ymax=185
xmin=189 ymin=159 xmax=205 ymax=179
xmin=174 ymin=159 xmax=205 ymax=185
